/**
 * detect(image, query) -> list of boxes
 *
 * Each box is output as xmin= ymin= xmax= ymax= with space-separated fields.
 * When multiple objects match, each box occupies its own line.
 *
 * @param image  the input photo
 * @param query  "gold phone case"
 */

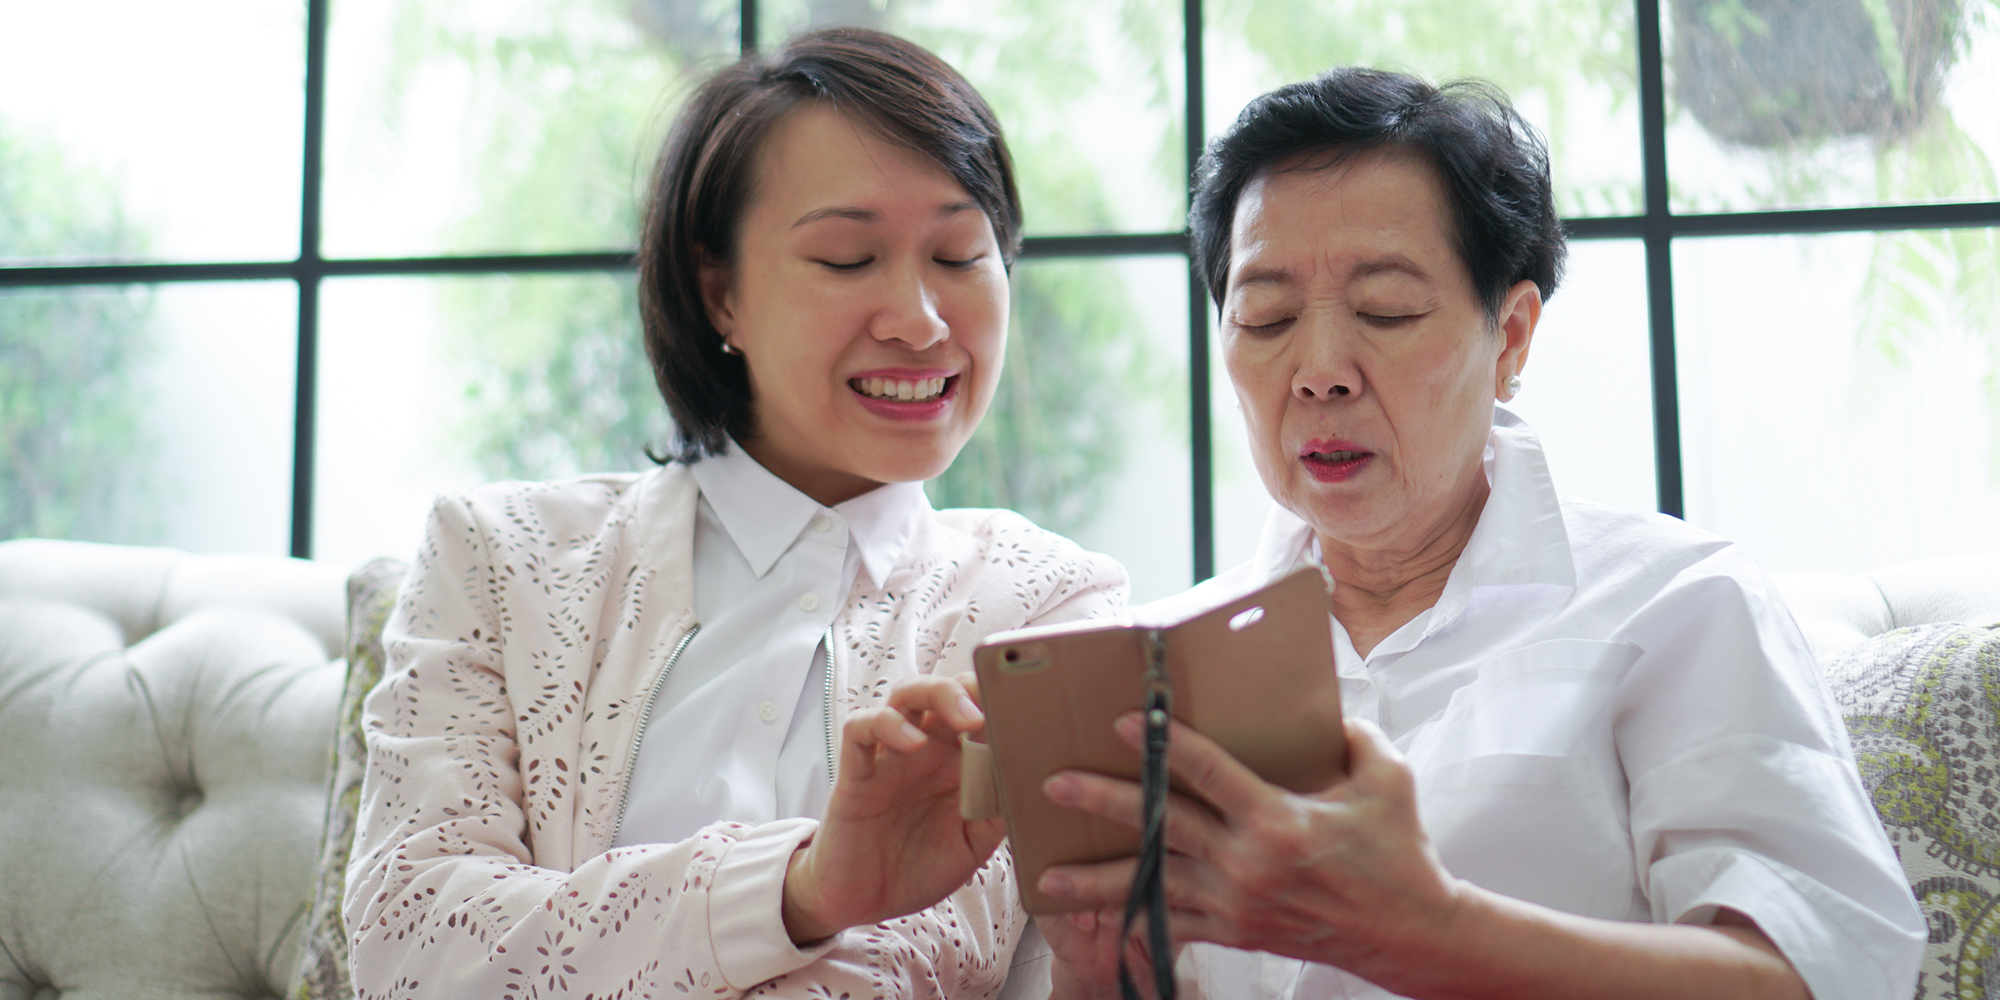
xmin=968 ymin=565 xmax=1346 ymax=914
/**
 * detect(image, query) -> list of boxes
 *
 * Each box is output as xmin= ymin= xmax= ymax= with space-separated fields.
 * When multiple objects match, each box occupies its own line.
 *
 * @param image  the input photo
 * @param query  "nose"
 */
xmin=871 ymin=263 xmax=949 ymax=350
xmin=1292 ymin=319 xmax=1357 ymax=401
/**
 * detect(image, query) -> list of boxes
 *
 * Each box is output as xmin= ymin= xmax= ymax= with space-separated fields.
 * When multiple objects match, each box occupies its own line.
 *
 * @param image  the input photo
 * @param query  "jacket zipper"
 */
xmin=822 ymin=625 xmax=837 ymax=784
xmin=607 ymin=624 xmax=700 ymax=847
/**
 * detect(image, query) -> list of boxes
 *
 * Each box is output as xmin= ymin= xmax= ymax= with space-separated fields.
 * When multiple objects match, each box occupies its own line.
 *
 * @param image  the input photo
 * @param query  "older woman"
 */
xmin=344 ymin=28 xmax=1124 ymax=999
xmin=1035 ymin=69 xmax=1924 ymax=1000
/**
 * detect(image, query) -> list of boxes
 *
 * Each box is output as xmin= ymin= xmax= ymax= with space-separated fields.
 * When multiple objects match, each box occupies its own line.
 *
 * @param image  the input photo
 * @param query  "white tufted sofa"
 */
xmin=0 ymin=539 xmax=348 ymax=1000
xmin=1 ymin=537 xmax=1998 ymax=1000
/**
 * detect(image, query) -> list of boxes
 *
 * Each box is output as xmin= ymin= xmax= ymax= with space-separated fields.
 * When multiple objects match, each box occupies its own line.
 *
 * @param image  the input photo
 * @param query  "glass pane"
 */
xmin=1212 ymin=240 xmax=1656 ymax=575
xmin=323 ymin=0 xmax=735 ymax=259
xmin=1 ymin=282 xmax=297 ymax=555
xmin=315 ymin=273 xmax=669 ymax=570
xmin=1505 ymin=239 xmax=1657 ymax=513
xmin=1676 ymin=228 xmax=2000 ymax=571
xmin=758 ymin=0 xmax=1187 ymax=236
xmin=0 ymin=1 xmax=303 ymax=263
xmin=1666 ymin=0 xmax=2000 ymax=212
xmin=928 ymin=255 xmax=1193 ymax=603
xmin=1208 ymin=0 xmax=1644 ymax=218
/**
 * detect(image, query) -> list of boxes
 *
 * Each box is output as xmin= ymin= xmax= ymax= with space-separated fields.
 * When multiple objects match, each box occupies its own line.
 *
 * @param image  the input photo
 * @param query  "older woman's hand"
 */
xmin=782 ymin=673 xmax=1006 ymax=944
xmin=1040 ymin=908 xmax=1182 ymax=1000
xmin=1035 ymin=712 xmax=1467 ymax=981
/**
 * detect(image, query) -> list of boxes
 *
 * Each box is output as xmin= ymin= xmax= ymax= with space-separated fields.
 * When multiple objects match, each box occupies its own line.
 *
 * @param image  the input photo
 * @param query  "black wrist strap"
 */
xmin=1119 ymin=631 xmax=1176 ymax=1000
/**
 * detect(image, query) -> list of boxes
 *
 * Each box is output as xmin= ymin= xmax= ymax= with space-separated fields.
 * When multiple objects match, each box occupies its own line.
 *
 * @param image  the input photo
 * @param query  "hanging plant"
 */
xmin=1670 ymin=0 xmax=1968 ymax=148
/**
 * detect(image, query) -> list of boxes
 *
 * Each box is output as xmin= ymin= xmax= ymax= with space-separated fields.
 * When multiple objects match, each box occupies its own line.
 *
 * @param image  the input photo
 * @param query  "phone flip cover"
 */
xmin=967 ymin=565 xmax=1346 ymax=914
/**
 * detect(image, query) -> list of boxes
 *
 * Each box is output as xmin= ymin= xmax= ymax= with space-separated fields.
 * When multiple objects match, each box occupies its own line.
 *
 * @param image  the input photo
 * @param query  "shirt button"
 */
xmin=797 ymin=592 xmax=820 ymax=612
xmin=810 ymin=514 xmax=832 ymax=533
xmin=758 ymin=700 xmax=779 ymax=722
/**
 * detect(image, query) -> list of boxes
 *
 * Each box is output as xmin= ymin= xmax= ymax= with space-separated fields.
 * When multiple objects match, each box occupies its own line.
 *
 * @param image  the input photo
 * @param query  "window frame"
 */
xmin=3 ymin=0 xmax=1997 ymax=578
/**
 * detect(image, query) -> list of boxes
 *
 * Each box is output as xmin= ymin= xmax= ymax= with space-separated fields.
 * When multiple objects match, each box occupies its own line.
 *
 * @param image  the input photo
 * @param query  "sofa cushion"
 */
xmin=0 ymin=539 xmax=346 ymax=1000
xmin=1779 ymin=553 xmax=2000 ymax=664
xmin=292 ymin=557 xmax=408 ymax=1000
xmin=1829 ymin=622 xmax=2000 ymax=998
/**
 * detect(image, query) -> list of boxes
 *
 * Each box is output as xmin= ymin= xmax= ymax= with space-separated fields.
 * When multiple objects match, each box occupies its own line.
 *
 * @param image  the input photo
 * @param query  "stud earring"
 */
xmin=720 ymin=338 xmax=740 ymax=356
xmin=1503 ymin=374 xmax=1522 ymax=397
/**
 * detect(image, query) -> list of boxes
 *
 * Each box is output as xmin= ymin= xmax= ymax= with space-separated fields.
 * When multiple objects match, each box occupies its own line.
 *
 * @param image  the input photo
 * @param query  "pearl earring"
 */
xmin=720 ymin=338 xmax=740 ymax=356
xmin=1503 ymin=374 xmax=1522 ymax=396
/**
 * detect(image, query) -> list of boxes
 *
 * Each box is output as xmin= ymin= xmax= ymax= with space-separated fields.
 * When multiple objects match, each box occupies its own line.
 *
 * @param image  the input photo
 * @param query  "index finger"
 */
xmin=885 ymin=673 xmax=985 ymax=733
xmin=1114 ymin=711 xmax=1275 ymax=820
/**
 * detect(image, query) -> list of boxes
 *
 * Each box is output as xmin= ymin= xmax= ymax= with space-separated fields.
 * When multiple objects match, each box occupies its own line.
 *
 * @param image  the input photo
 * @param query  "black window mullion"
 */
xmin=1635 ymin=0 xmax=1683 ymax=519
xmin=742 ymin=0 xmax=757 ymax=54
xmin=1185 ymin=0 xmax=1212 ymax=583
xmin=292 ymin=0 xmax=331 ymax=559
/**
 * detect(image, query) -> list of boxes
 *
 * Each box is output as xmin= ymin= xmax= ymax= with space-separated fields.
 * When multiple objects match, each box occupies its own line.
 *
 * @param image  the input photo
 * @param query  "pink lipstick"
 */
xmin=1299 ymin=438 xmax=1372 ymax=483
xmin=848 ymin=368 xmax=957 ymax=421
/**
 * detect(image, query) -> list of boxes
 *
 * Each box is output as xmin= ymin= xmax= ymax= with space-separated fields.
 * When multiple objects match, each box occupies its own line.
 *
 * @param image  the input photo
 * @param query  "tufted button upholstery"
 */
xmin=1 ymin=532 xmax=1996 ymax=1000
xmin=0 ymin=539 xmax=347 ymax=1000
xmin=1774 ymin=553 xmax=2000 ymax=664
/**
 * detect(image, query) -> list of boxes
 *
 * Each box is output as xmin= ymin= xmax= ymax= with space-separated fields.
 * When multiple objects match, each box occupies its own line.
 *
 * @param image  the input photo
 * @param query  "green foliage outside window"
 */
xmin=0 ymin=121 xmax=159 ymax=542
xmin=1664 ymin=0 xmax=2000 ymax=467
xmin=389 ymin=0 xmax=1180 ymax=537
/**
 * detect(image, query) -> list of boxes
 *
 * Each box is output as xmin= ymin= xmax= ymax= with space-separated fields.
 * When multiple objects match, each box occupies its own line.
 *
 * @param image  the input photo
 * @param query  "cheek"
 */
xmin=1387 ymin=334 xmax=1498 ymax=475
xmin=1223 ymin=343 xmax=1292 ymax=468
xmin=955 ymin=280 xmax=1010 ymax=371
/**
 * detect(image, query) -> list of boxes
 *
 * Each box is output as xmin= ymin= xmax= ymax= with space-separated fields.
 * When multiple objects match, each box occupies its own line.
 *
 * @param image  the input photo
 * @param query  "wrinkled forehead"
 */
xmin=1226 ymin=147 xmax=1460 ymax=283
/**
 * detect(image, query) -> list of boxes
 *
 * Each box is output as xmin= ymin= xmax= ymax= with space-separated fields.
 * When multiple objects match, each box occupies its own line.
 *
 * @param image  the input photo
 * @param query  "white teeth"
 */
xmin=1310 ymin=450 xmax=1363 ymax=462
xmin=856 ymin=376 xmax=947 ymax=402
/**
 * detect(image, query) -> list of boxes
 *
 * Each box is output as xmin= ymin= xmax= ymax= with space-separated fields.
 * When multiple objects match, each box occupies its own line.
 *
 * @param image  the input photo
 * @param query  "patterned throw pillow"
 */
xmin=1829 ymin=622 xmax=2000 ymax=1000
xmin=293 ymin=558 xmax=408 ymax=1000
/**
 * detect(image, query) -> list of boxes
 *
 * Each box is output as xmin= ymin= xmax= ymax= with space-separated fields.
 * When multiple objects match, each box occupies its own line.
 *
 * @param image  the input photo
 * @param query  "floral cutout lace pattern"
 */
xmin=345 ymin=469 xmax=1126 ymax=999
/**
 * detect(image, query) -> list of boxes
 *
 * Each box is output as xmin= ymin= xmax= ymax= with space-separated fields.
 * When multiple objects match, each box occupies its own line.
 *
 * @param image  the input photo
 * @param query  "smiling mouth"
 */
xmin=852 ymin=376 xmax=951 ymax=402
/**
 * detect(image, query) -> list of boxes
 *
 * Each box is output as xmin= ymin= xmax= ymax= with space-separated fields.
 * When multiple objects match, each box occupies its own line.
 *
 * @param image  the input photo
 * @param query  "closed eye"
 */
xmin=1234 ymin=316 xmax=1294 ymax=335
xmin=1360 ymin=312 xmax=1423 ymax=327
xmin=817 ymin=258 xmax=872 ymax=272
xmin=935 ymin=254 xmax=986 ymax=270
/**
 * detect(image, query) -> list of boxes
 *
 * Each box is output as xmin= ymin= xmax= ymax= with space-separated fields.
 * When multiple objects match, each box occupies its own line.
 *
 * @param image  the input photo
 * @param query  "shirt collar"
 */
xmin=837 ymin=477 xmax=928 ymax=589
xmin=1247 ymin=403 xmax=1578 ymax=626
xmin=1425 ymin=404 xmax=1577 ymax=627
xmin=688 ymin=441 xmax=925 ymax=587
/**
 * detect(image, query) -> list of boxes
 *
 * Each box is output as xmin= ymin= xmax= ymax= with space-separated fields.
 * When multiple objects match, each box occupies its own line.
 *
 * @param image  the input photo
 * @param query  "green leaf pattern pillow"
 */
xmin=293 ymin=558 xmax=407 ymax=1000
xmin=1831 ymin=622 xmax=2000 ymax=1000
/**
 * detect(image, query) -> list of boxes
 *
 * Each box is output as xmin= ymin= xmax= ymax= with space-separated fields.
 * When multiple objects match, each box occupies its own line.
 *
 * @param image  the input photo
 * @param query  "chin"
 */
xmin=1288 ymin=490 xmax=1382 ymax=539
xmin=861 ymin=453 xmax=955 ymax=486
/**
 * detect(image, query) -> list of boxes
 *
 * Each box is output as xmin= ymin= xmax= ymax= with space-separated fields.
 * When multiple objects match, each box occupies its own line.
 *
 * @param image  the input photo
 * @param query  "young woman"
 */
xmin=344 ymin=28 xmax=1126 ymax=998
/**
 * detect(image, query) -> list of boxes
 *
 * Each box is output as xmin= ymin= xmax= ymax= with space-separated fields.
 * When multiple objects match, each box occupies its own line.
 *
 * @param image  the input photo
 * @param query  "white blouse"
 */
xmin=612 ymin=443 xmax=925 ymax=848
xmin=1159 ymin=407 xmax=1923 ymax=1000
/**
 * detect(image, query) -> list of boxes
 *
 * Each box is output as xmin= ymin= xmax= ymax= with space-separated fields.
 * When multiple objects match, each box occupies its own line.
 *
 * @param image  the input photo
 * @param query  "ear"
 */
xmin=697 ymin=246 xmax=737 ymax=342
xmin=1494 ymin=279 xmax=1541 ymax=399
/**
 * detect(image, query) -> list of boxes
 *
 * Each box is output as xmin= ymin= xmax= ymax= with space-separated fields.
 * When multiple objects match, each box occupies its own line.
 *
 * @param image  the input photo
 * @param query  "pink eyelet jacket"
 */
xmin=345 ymin=463 xmax=1127 ymax=999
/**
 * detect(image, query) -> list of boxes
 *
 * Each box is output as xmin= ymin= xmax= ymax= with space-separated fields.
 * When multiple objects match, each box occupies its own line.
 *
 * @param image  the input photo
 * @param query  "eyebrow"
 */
xmin=1231 ymin=253 xmax=1434 ymax=291
xmin=1351 ymin=254 xmax=1433 ymax=282
xmin=792 ymin=201 xmax=980 ymax=229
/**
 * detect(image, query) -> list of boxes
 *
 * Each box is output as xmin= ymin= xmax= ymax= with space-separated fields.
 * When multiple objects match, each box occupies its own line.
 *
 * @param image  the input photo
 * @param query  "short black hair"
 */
xmin=1191 ymin=67 xmax=1566 ymax=320
xmin=636 ymin=27 xmax=1021 ymax=462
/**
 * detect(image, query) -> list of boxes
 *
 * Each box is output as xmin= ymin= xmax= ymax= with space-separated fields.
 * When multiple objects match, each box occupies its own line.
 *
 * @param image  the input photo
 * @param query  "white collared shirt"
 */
xmin=612 ymin=444 xmax=924 ymax=848
xmin=1171 ymin=406 xmax=1923 ymax=1000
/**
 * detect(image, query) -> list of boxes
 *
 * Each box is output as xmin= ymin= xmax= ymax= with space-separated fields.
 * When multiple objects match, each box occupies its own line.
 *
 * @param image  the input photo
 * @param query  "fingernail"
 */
xmin=957 ymin=695 xmax=983 ymax=722
xmin=1114 ymin=713 xmax=1144 ymax=743
xmin=1039 ymin=870 xmax=1074 ymax=897
xmin=1043 ymin=773 xmax=1078 ymax=803
xmin=901 ymin=722 xmax=926 ymax=744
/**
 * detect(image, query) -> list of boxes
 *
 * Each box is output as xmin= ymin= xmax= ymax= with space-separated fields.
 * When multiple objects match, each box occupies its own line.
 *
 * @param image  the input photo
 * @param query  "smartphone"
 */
xmin=969 ymin=565 xmax=1347 ymax=913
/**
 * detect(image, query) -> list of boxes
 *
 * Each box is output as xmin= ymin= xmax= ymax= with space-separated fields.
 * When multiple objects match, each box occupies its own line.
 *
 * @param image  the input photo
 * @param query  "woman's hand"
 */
xmin=1032 ymin=714 xmax=1811 ymax=1000
xmin=1042 ymin=908 xmax=1180 ymax=1000
xmin=781 ymin=673 xmax=1006 ymax=944
xmin=1034 ymin=712 xmax=1466 ymax=982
